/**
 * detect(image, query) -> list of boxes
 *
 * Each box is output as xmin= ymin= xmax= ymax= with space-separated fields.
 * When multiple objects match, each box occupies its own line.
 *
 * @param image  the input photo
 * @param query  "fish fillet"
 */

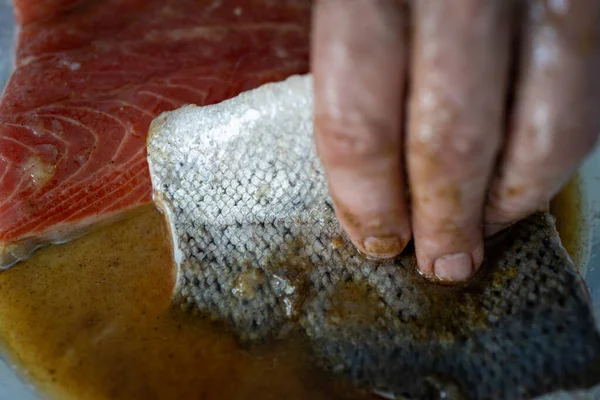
xmin=0 ymin=0 xmax=310 ymax=267
xmin=147 ymin=75 xmax=600 ymax=400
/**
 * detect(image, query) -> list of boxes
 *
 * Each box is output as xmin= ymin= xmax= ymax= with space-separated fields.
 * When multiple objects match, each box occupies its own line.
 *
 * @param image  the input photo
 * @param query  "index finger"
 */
xmin=312 ymin=0 xmax=411 ymax=258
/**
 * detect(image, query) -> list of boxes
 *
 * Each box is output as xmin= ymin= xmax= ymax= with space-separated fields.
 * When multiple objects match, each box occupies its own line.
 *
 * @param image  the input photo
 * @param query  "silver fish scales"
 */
xmin=147 ymin=75 xmax=600 ymax=400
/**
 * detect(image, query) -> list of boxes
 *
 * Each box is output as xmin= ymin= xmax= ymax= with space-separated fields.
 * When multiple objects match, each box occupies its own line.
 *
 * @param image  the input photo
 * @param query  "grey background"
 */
xmin=0 ymin=0 xmax=15 ymax=96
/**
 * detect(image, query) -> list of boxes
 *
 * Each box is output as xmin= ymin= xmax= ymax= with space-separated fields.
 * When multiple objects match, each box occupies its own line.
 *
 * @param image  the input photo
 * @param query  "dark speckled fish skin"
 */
xmin=147 ymin=75 xmax=600 ymax=400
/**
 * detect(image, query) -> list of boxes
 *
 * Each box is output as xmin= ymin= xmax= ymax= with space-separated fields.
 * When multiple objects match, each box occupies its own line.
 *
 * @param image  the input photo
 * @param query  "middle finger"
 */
xmin=408 ymin=0 xmax=513 ymax=282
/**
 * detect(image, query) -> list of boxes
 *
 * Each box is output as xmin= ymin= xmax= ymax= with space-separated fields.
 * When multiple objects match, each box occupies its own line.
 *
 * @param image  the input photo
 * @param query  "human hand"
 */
xmin=312 ymin=0 xmax=600 ymax=282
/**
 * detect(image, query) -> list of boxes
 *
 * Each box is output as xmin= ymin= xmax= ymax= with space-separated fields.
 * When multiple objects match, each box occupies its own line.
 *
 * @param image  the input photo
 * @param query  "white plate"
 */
xmin=0 ymin=3 xmax=599 ymax=399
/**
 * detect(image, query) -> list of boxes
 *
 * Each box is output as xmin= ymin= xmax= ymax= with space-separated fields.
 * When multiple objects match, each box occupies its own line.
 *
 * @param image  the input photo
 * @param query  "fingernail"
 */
xmin=434 ymin=252 xmax=473 ymax=282
xmin=362 ymin=235 xmax=403 ymax=259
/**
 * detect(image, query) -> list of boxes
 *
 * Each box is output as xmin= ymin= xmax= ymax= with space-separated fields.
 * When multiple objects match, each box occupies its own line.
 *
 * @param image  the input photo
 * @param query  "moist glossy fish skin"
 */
xmin=147 ymin=75 xmax=600 ymax=400
xmin=0 ymin=0 xmax=310 ymax=268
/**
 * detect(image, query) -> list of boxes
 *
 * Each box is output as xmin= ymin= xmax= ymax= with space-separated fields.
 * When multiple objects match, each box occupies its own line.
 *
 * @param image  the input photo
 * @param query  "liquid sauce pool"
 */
xmin=0 ymin=179 xmax=584 ymax=400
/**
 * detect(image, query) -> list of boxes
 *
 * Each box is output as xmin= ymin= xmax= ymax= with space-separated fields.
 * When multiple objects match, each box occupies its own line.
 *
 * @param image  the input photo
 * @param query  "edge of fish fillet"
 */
xmin=0 ymin=205 xmax=152 ymax=269
xmin=146 ymin=73 xmax=312 ymax=293
xmin=148 ymin=113 xmax=206 ymax=293
xmin=145 ymin=74 xmax=600 ymax=398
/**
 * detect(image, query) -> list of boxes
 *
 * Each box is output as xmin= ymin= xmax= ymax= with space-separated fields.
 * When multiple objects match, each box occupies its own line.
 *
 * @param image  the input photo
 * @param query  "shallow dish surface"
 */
xmin=0 ymin=3 xmax=599 ymax=399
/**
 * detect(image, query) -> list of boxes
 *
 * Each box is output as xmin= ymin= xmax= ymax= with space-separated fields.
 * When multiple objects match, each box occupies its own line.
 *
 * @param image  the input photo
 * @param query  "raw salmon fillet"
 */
xmin=0 ymin=0 xmax=310 ymax=267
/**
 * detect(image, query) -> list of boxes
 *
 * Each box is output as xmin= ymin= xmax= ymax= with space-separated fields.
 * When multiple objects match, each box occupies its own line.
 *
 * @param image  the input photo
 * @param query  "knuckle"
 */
xmin=409 ymin=93 xmax=501 ymax=179
xmin=415 ymin=206 xmax=477 ymax=235
xmin=410 ymin=126 xmax=499 ymax=179
xmin=416 ymin=213 xmax=470 ymax=234
xmin=515 ymin=120 xmax=600 ymax=169
xmin=412 ymin=185 xmax=482 ymax=230
xmin=486 ymin=188 xmax=542 ymax=225
xmin=315 ymin=113 xmax=398 ymax=166
xmin=513 ymin=135 xmax=555 ymax=168
xmin=437 ymin=130 xmax=497 ymax=164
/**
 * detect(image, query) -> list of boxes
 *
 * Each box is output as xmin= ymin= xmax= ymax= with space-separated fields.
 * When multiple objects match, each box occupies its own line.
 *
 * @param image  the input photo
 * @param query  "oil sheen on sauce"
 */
xmin=0 ymin=178 xmax=584 ymax=400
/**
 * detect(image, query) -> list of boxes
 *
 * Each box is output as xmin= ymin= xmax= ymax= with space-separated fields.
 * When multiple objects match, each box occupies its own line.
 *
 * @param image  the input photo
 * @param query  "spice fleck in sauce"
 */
xmin=0 ymin=177 xmax=584 ymax=399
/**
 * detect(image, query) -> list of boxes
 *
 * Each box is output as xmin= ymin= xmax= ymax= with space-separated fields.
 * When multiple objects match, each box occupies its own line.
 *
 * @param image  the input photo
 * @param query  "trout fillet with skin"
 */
xmin=147 ymin=74 xmax=600 ymax=400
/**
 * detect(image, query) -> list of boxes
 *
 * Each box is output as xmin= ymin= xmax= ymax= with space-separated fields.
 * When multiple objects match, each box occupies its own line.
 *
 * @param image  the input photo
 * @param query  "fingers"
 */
xmin=312 ymin=0 xmax=411 ymax=258
xmin=485 ymin=0 xmax=600 ymax=235
xmin=407 ymin=0 xmax=512 ymax=282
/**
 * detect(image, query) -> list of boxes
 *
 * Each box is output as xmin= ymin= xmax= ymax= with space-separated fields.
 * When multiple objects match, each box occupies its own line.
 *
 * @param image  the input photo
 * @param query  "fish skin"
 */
xmin=147 ymin=75 xmax=600 ymax=400
xmin=0 ymin=0 xmax=310 ymax=268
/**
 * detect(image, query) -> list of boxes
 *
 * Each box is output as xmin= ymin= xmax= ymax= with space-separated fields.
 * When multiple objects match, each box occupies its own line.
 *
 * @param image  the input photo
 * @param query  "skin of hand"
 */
xmin=312 ymin=0 xmax=600 ymax=283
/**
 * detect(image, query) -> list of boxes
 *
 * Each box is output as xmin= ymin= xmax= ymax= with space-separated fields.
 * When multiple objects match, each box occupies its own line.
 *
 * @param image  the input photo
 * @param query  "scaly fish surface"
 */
xmin=147 ymin=75 xmax=600 ymax=400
